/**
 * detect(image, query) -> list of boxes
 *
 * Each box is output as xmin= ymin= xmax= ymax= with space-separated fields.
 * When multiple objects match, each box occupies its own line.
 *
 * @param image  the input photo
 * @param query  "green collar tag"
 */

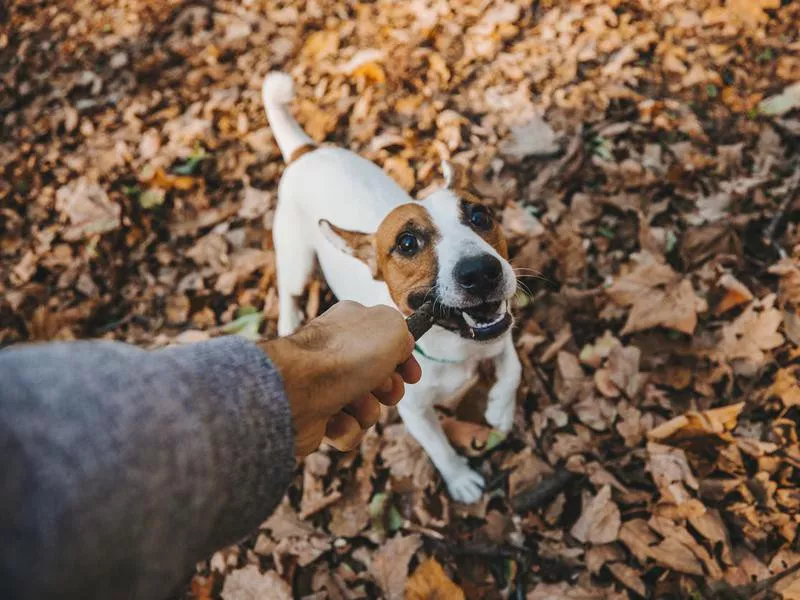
xmin=413 ymin=343 xmax=465 ymax=364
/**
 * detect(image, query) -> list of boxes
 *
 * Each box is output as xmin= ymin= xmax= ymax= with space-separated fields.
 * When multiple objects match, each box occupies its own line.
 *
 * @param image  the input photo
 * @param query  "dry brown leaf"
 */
xmin=405 ymin=558 xmax=465 ymax=600
xmin=769 ymin=367 xmax=800 ymax=408
xmin=720 ymin=0 xmax=780 ymax=29
xmin=579 ymin=330 xmax=621 ymax=368
xmin=648 ymin=403 xmax=744 ymax=444
xmin=717 ymin=295 xmax=784 ymax=375
xmin=299 ymin=453 xmax=341 ymax=519
xmin=369 ymin=534 xmax=422 ymax=600
xmin=502 ymin=201 xmax=545 ymax=240
xmin=714 ymin=273 xmax=754 ymax=315
xmin=571 ymin=485 xmax=621 ymax=544
xmin=618 ymin=519 xmax=704 ymax=576
xmin=605 ymin=344 xmax=645 ymax=399
xmin=647 ymin=442 xmax=699 ymax=505
xmin=238 ymin=187 xmax=272 ymax=220
xmin=499 ymin=114 xmax=561 ymax=159
xmin=607 ymin=252 xmax=707 ymax=335
xmin=381 ymin=424 xmax=435 ymax=491
xmin=555 ymin=351 xmax=589 ymax=404
xmin=55 ymin=178 xmax=121 ymax=241
xmin=220 ymin=566 xmax=291 ymax=600
xmin=606 ymin=562 xmax=646 ymax=597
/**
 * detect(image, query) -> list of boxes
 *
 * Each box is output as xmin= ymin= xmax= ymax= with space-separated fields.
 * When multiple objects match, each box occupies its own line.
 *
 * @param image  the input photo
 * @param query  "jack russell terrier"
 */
xmin=263 ymin=72 xmax=522 ymax=503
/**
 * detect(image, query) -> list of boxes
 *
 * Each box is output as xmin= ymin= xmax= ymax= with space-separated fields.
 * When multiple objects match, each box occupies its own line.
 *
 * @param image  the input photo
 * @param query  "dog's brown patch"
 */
xmin=459 ymin=199 xmax=508 ymax=259
xmin=320 ymin=205 xmax=440 ymax=315
xmin=445 ymin=161 xmax=509 ymax=259
xmin=374 ymin=204 xmax=440 ymax=314
xmin=289 ymin=143 xmax=317 ymax=164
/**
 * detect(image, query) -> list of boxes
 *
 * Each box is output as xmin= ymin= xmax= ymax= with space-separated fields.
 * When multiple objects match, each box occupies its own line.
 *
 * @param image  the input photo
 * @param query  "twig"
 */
xmin=532 ymin=362 xmax=560 ymax=406
xmin=706 ymin=559 xmax=800 ymax=599
xmin=511 ymin=468 xmax=579 ymax=514
xmin=764 ymin=167 xmax=800 ymax=259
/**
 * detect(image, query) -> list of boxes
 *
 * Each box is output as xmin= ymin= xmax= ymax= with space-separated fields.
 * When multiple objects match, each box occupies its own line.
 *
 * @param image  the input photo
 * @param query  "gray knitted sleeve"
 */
xmin=0 ymin=336 xmax=295 ymax=600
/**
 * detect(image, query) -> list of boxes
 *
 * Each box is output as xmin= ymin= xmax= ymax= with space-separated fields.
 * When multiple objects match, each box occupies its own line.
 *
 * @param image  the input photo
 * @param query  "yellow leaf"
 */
xmin=351 ymin=61 xmax=386 ymax=85
xmin=302 ymin=30 xmax=339 ymax=59
xmin=769 ymin=368 xmax=800 ymax=408
xmin=648 ymin=403 xmax=744 ymax=443
xmin=726 ymin=0 xmax=780 ymax=28
xmin=405 ymin=559 xmax=465 ymax=600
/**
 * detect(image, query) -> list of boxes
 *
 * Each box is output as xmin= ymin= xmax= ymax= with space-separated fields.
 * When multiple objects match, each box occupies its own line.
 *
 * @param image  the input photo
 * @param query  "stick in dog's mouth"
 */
xmin=406 ymin=301 xmax=435 ymax=341
xmin=407 ymin=299 xmax=512 ymax=342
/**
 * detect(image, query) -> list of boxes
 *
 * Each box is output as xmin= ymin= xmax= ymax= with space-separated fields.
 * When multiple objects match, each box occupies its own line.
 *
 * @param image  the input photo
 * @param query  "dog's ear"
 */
xmin=319 ymin=220 xmax=381 ymax=279
xmin=441 ymin=159 xmax=470 ymax=191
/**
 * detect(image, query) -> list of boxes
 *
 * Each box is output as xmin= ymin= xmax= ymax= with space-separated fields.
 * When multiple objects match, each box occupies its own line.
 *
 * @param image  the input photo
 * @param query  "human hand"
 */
xmin=262 ymin=301 xmax=422 ymax=456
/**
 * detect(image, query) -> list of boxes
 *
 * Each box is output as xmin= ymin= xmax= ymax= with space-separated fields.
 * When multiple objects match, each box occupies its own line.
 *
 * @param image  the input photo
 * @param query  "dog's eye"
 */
xmin=396 ymin=232 xmax=420 ymax=256
xmin=469 ymin=205 xmax=492 ymax=231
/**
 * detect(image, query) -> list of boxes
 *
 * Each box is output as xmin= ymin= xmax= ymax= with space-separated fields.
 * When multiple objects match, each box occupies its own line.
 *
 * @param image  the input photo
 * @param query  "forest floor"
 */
xmin=3 ymin=0 xmax=800 ymax=598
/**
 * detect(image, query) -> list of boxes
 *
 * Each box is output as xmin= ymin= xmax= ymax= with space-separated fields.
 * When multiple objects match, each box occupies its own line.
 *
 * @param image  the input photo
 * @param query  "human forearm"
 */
xmin=0 ymin=337 xmax=294 ymax=600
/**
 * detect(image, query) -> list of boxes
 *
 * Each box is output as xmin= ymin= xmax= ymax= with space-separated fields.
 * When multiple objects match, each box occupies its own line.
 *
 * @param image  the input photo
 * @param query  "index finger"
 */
xmin=397 ymin=354 xmax=421 ymax=384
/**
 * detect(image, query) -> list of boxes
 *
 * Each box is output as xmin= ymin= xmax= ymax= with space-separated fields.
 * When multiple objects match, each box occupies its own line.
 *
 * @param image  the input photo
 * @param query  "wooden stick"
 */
xmin=406 ymin=301 xmax=435 ymax=341
xmin=511 ymin=468 xmax=578 ymax=513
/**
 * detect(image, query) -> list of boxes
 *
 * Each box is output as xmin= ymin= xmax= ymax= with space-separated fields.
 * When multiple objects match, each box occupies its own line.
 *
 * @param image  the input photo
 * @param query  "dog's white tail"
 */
xmin=262 ymin=72 xmax=316 ymax=163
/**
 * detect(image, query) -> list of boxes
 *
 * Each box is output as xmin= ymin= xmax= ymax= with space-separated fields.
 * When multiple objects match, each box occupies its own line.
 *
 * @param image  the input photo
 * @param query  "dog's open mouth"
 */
xmin=435 ymin=300 xmax=512 ymax=341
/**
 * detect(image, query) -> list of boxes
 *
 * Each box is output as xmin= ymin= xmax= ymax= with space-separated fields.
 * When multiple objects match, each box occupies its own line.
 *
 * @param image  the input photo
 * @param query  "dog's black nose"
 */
xmin=454 ymin=254 xmax=503 ymax=295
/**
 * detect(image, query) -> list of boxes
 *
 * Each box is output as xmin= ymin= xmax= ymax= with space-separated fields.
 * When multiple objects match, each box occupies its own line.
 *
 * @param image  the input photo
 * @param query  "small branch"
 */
xmin=764 ymin=167 xmax=800 ymax=259
xmin=706 ymin=559 xmax=800 ymax=599
xmin=511 ymin=468 xmax=579 ymax=514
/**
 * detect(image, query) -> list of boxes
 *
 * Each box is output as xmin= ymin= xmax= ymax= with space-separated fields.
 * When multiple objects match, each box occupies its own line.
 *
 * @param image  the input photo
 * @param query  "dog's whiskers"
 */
xmin=512 ymin=267 xmax=553 ymax=285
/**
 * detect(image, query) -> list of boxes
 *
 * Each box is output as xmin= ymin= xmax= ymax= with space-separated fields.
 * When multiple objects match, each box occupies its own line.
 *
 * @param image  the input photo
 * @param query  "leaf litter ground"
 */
xmin=2 ymin=0 xmax=800 ymax=598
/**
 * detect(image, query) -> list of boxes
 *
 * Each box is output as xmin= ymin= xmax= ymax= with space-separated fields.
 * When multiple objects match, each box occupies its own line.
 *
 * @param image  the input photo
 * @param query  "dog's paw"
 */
xmin=484 ymin=392 xmax=515 ymax=433
xmin=444 ymin=462 xmax=485 ymax=504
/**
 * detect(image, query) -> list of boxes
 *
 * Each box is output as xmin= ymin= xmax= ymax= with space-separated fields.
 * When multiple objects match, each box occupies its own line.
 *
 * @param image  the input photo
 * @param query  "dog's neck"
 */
xmin=414 ymin=324 xmax=510 ymax=364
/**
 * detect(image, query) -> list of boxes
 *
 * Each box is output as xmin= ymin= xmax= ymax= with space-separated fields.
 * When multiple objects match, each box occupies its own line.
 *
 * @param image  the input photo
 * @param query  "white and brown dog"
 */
xmin=263 ymin=72 xmax=521 ymax=503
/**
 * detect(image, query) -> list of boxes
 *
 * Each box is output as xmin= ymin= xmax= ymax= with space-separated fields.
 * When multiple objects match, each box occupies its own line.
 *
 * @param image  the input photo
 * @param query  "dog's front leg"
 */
xmin=484 ymin=335 xmax=522 ymax=433
xmin=398 ymin=395 xmax=485 ymax=503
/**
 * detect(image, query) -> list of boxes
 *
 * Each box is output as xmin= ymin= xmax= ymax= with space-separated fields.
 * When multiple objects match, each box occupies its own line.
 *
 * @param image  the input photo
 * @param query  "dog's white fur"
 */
xmin=264 ymin=72 xmax=522 ymax=503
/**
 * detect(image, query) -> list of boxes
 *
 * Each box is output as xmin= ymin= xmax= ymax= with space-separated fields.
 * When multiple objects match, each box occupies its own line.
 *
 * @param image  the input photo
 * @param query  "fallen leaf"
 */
xmin=499 ymin=114 xmax=562 ymax=159
xmin=648 ymin=404 xmax=744 ymax=444
xmin=760 ymin=81 xmax=800 ymax=117
xmin=579 ymin=331 xmax=621 ymax=368
xmin=769 ymin=367 xmax=800 ymax=408
xmin=571 ymin=485 xmax=621 ymax=544
xmin=405 ymin=558 xmax=465 ymax=600
xmin=369 ymin=534 xmax=422 ymax=600
xmin=647 ymin=442 xmax=699 ymax=505
xmin=607 ymin=562 xmax=646 ymax=597
xmin=239 ymin=187 xmax=272 ymax=220
xmin=718 ymin=294 xmax=784 ymax=375
xmin=607 ymin=252 xmax=707 ymax=335
xmin=220 ymin=566 xmax=291 ymax=600
xmin=55 ymin=178 xmax=121 ymax=241
xmin=139 ymin=187 xmax=166 ymax=209
xmin=221 ymin=308 xmax=263 ymax=341
xmin=714 ymin=273 xmax=754 ymax=315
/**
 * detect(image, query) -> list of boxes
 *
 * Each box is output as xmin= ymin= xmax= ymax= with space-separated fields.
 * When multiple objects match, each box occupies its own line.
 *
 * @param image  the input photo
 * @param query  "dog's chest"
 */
xmin=414 ymin=328 xmax=506 ymax=399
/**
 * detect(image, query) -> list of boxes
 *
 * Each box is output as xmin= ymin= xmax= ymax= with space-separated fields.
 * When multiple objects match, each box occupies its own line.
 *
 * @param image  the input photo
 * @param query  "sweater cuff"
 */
xmin=160 ymin=335 xmax=296 ymax=537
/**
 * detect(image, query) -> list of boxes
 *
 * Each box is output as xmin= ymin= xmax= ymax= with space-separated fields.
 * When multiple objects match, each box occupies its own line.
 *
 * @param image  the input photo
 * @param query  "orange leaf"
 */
xmin=405 ymin=558 xmax=465 ymax=600
xmin=352 ymin=62 xmax=386 ymax=85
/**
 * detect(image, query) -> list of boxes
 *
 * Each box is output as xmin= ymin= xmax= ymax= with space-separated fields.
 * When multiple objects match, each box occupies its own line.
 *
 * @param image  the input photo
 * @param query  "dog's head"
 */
xmin=320 ymin=161 xmax=516 ymax=342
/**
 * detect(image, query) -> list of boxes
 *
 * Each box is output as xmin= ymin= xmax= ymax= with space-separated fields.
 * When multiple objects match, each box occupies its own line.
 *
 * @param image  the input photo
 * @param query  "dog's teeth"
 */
xmin=462 ymin=311 xmax=479 ymax=328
